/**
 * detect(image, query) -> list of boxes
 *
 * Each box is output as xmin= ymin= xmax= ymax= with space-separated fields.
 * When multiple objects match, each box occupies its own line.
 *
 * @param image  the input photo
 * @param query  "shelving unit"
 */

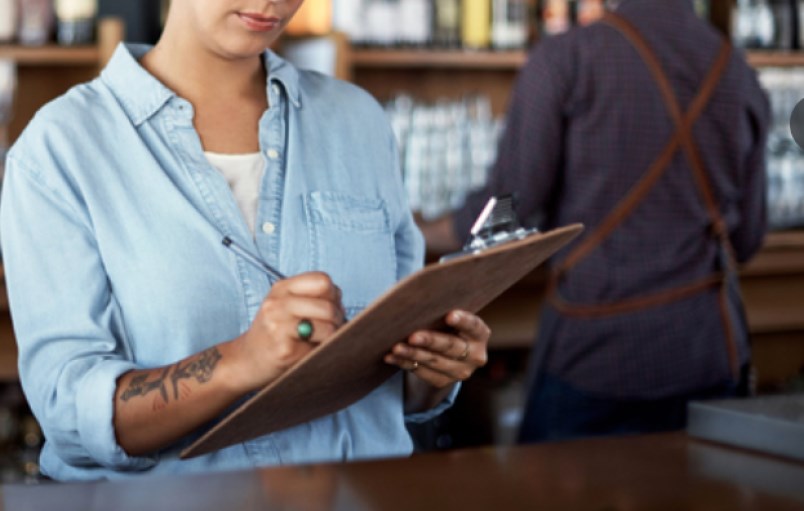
xmin=352 ymin=50 xmax=523 ymax=117
xmin=3 ymin=17 xmax=124 ymax=143
xmin=351 ymin=48 xmax=528 ymax=70
xmin=747 ymin=50 xmax=804 ymax=68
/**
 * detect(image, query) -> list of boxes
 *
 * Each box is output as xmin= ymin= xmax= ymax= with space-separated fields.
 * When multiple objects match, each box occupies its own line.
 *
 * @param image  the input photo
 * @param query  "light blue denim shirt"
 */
xmin=0 ymin=44 xmax=452 ymax=481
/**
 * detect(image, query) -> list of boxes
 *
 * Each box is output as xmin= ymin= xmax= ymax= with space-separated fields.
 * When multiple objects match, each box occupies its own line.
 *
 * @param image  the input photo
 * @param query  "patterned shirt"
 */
xmin=454 ymin=0 xmax=770 ymax=399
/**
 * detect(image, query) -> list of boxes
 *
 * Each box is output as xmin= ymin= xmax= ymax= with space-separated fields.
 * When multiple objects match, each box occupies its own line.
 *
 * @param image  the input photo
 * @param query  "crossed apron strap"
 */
xmin=546 ymin=12 xmax=740 ymax=376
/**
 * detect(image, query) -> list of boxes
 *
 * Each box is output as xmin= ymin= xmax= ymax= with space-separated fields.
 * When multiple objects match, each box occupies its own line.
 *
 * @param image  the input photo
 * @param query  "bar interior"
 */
xmin=0 ymin=0 xmax=803 ymax=509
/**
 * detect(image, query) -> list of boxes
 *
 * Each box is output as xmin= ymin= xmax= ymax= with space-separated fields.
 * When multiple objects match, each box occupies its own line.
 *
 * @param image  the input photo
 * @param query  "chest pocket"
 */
xmin=304 ymin=191 xmax=397 ymax=317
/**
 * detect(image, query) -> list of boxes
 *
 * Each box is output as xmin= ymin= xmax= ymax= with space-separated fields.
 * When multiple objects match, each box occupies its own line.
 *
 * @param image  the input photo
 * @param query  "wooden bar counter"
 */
xmin=2 ymin=433 xmax=803 ymax=510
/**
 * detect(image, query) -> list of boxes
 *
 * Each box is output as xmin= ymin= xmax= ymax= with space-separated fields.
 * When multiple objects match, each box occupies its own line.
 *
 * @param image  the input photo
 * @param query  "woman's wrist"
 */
xmin=215 ymin=336 xmax=262 ymax=398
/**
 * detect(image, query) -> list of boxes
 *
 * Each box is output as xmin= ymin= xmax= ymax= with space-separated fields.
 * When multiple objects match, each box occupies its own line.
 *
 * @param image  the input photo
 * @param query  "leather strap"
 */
xmin=547 ymin=12 xmax=739 ymax=374
xmin=554 ymin=13 xmax=732 ymax=276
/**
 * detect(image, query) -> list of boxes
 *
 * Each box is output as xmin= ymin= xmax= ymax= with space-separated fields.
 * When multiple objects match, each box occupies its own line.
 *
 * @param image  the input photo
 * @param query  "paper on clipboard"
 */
xmin=181 ymin=223 xmax=584 ymax=459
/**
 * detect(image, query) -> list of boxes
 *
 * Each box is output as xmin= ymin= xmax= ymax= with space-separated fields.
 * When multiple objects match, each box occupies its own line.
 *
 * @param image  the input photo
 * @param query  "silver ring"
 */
xmin=410 ymin=361 xmax=419 ymax=372
xmin=297 ymin=319 xmax=314 ymax=342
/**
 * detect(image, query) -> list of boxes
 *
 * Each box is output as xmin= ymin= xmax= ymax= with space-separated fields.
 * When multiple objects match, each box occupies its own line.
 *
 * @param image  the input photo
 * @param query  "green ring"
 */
xmin=297 ymin=319 xmax=314 ymax=341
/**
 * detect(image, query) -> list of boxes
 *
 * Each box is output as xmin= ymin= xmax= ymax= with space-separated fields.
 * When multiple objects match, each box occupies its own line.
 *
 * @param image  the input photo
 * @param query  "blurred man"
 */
xmin=421 ymin=0 xmax=770 ymax=442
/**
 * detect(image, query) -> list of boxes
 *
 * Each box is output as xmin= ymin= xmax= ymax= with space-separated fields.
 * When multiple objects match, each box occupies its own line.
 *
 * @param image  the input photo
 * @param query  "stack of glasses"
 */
xmin=386 ymin=94 xmax=503 ymax=220
xmin=758 ymin=67 xmax=804 ymax=230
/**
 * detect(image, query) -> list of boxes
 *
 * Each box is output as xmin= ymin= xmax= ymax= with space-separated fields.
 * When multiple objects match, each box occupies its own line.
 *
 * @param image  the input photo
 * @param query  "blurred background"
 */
xmin=0 ymin=0 xmax=803 ymax=483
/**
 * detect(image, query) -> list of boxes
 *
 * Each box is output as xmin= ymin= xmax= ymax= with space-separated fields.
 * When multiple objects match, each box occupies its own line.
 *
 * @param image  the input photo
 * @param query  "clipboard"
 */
xmin=181 ymin=222 xmax=584 ymax=459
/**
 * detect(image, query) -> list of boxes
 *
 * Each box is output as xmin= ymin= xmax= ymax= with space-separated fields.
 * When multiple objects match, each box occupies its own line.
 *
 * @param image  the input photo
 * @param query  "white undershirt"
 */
xmin=204 ymin=151 xmax=265 ymax=236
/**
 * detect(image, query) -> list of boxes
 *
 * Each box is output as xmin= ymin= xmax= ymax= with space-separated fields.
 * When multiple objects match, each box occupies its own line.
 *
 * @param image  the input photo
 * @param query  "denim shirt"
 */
xmin=0 ymin=44 xmax=450 ymax=481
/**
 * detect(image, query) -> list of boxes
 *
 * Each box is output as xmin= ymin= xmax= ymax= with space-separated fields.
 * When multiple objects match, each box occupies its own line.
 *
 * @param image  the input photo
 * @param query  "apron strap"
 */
xmin=547 ymin=12 xmax=740 ymax=376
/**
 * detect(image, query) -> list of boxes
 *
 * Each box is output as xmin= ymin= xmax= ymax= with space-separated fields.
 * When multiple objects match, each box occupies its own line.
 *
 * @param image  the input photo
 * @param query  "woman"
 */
xmin=0 ymin=0 xmax=490 ymax=480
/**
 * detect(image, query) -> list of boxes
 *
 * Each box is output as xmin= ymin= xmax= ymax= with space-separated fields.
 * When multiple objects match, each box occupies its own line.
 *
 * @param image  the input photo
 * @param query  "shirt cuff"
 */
xmin=404 ymin=382 xmax=461 ymax=424
xmin=76 ymin=360 xmax=158 ymax=470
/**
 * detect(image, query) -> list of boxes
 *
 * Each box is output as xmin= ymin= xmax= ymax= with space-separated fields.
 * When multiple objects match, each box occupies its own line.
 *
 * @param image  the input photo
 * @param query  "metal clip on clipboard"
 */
xmin=440 ymin=195 xmax=539 ymax=263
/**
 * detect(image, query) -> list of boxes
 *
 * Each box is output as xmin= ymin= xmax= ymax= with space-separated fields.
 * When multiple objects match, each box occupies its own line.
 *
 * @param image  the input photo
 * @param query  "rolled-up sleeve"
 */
xmin=403 ymin=384 xmax=460 ymax=424
xmin=0 ymin=152 xmax=155 ymax=471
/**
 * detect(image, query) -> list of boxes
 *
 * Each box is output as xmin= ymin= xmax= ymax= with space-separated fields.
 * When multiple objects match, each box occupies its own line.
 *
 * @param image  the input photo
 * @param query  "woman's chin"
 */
xmin=215 ymin=37 xmax=274 ymax=60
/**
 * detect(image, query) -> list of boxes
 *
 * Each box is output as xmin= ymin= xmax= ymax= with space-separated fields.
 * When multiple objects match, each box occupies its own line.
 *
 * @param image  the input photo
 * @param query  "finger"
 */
xmin=409 ymin=364 xmax=463 ymax=388
xmin=287 ymin=275 xmax=346 ymax=323
xmin=258 ymin=297 xmax=343 ymax=346
xmin=295 ymin=317 xmax=338 ymax=344
xmin=389 ymin=344 xmax=475 ymax=382
xmin=275 ymin=272 xmax=338 ymax=299
xmin=277 ymin=295 xmax=345 ymax=328
xmin=408 ymin=331 xmax=471 ymax=361
xmin=384 ymin=354 xmax=464 ymax=388
xmin=446 ymin=310 xmax=491 ymax=342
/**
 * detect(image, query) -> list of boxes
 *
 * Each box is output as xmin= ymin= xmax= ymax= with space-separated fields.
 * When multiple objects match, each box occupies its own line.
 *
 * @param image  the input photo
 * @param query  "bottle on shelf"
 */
xmin=54 ymin=0 xmax=98 ymax=45
xmin=799 ymin=0 xmax=804 ymax=49
xmin=18 ymin=0 xmax=55 ymax=46
xmin=491 ymin=0 xmax=529 ymax=49
xmin=732 ymin=0 xmax=777 ymax=49
xmin=433 ymin=0 xmax=462 ymax=47
xmin=766 ymin=0 xmax=797 ymax=50
xmin=332 ymin=0 xmax=365 ymax=44
xmin=462 ymin=0 xmax=492 ymax=49
xmin=363 ymin=0 xmax=399 ymax=46
xmin=398 ymin=0 xmax=432 ymax=46
xmin=0 ymin=0 xmax=18 ymax=43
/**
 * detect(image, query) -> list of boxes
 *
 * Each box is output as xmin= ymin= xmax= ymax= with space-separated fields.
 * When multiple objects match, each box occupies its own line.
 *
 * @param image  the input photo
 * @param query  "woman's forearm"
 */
xmin=113 ymin=339 xmax=248 ymax=456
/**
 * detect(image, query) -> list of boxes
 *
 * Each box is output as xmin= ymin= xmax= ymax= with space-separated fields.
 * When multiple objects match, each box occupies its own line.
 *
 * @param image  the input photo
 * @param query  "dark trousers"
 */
xmin=518 ymin=368 xmax=748 ymax=444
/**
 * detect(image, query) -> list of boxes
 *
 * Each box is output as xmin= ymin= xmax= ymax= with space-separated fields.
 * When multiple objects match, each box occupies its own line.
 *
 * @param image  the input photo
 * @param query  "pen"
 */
xmin=222 ymin=236 xmax=286 ymax=283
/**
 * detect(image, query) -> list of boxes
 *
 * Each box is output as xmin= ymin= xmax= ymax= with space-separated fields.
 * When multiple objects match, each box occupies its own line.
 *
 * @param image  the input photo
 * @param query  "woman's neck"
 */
xmin=142 ymin=31 xmax=269 ymax=153
xmin=141 ymin=28 xmax=267 ymax=107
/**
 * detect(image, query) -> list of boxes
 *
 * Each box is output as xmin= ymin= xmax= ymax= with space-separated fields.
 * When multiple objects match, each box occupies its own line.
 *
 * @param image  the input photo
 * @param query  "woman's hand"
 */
xmin=230 ymin=272 xmax=345 ymax=393
xmin=114 ymin=272 xmax=345 ymax=456
xmin=385 ymin=310 xmax=490 ymax=390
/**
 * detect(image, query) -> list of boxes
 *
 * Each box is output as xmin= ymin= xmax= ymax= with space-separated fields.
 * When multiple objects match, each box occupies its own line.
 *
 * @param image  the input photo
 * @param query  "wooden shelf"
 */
xmin=351 ymin=48 xmax=528 ymax=70
xmin=742 ymin=230 xmax=804 ymax=277
xmin=747 ymin=51 xmax=804 ymax=68
xmin=352 ymin=49 xmax=804 ymax=71
xmin=0 ymin=44 xmax=101 ymax=66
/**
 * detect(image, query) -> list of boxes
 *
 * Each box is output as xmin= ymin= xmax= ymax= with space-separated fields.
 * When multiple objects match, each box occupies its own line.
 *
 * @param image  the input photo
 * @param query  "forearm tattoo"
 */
xmin=120 ymin=348 xmax=223 ymax=407
xmin=170 ymin=348 xmax=222 ymax=400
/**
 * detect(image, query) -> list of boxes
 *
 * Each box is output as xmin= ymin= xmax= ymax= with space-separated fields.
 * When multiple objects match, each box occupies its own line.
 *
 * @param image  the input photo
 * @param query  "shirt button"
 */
xmin=262 ymin=222 xmax=276 ymax=235
xmin=267 ymin=149 xmax=280 ymax=160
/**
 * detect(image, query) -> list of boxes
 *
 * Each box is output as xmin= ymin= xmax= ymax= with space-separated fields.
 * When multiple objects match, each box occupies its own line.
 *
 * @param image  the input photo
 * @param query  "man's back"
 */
xmin=455 ymin=0 xmax=770 ymax=399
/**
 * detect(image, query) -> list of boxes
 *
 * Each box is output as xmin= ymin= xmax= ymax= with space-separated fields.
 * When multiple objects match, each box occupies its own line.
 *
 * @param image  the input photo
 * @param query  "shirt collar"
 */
xmin=101 ymin=43 xmax=302 ymax=127
xmin=264 ymin=49 xmax=302 ymax=109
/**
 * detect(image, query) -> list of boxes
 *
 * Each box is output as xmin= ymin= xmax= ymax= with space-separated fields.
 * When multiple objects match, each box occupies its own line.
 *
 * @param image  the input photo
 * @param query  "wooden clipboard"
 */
xmin=181 ymin=223 xmax=584 ymax=458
